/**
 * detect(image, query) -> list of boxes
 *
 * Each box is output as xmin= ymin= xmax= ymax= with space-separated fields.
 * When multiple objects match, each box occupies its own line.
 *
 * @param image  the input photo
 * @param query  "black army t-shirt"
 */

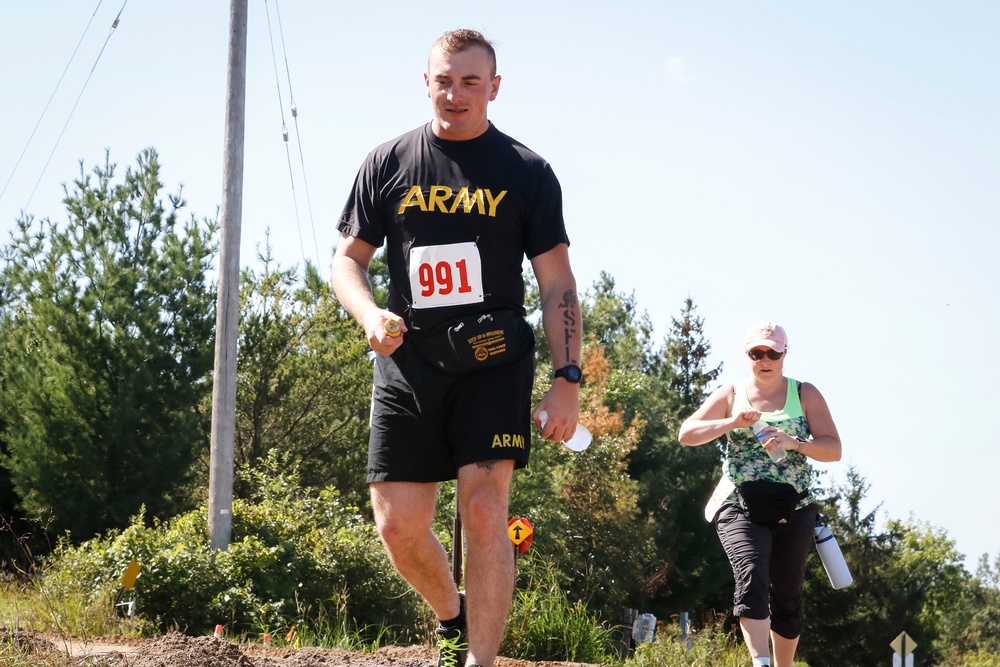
xmin=337 ymin=122 xmax=569 ymax=333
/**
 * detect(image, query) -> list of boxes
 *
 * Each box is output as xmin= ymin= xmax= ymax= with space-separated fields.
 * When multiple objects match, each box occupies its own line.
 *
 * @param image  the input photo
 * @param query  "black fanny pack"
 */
xmin=411 ymin=310 xmax=534 ymax=374
xmin=736 ymin=480 xmax=807 ymax=526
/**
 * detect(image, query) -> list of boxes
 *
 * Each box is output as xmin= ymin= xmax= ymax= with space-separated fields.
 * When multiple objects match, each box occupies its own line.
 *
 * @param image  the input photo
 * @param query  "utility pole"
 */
xmin=208 ymin=0 xmax=248 ymax=551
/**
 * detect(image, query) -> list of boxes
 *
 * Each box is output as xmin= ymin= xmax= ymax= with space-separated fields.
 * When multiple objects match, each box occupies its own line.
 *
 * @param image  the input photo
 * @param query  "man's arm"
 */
xmin=530 ymin=243 xmax=582 ymax=443
xmin=331 ymin=233 xmax=406 ymax=356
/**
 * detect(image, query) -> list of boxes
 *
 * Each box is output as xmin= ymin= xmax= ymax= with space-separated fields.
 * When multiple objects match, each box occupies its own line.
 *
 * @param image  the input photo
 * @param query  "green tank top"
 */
xmin=724 ymin=377 xmax=815 ymax=508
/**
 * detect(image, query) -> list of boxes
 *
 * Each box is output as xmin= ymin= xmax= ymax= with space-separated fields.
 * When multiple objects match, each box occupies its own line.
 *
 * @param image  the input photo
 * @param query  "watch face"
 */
xmin=557 ymin=365 xmax=583 ymax=383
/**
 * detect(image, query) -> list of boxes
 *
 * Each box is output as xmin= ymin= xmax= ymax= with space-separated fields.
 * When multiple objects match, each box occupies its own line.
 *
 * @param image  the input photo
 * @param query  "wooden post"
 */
xmin=208 ymin=0 xmax=247 ymax=551
xmin=621 ymin=607 xmax=636 ymax=658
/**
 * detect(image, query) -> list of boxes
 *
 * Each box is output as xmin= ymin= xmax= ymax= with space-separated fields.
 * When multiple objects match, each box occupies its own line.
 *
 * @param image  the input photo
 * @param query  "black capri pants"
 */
xmin=716 ymin=501 xmax=818 ymax=639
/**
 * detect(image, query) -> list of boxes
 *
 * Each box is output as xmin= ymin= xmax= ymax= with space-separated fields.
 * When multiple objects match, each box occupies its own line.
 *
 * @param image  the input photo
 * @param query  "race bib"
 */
xmin=409 ymin=242 xmax=485 ymax=309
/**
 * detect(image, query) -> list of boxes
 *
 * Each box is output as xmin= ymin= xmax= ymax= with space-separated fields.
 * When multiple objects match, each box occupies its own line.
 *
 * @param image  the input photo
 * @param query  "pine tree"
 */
xmin=630 ymin=297 xmax=730 ymax=620
xmin=229 ymin=244 xmax=374 ymax=507
xmin=0 ymin=149 xmax=217 ymax=540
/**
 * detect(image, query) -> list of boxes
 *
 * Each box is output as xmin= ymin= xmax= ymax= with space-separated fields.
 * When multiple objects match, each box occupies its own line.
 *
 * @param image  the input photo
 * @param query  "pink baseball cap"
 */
xmin=743 ymin=319 xmax=788 ymax=353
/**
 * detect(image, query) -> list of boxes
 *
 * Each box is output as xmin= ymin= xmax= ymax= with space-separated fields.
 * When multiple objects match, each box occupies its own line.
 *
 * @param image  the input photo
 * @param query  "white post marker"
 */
xmin=890 ymin=631 xmax=916 ymax=667
xmin=537 ymin=410 xmax=592 ymax=451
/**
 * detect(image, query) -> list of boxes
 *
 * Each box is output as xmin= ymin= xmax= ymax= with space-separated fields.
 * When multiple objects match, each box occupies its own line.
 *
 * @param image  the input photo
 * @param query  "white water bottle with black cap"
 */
xmin=814 ymin=517 xmax=853 ymax=589
xmin=751 ymin=420 xmax=787 ymax=463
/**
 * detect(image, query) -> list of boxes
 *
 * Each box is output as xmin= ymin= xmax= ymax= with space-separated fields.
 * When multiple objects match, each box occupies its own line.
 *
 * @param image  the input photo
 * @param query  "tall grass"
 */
xmin=623 ymin=619 xmax=819 ymax=667
xmin=624 ymin=621 xmax=754 ymax=667
xmin=268 ymin=586 xmax=395 ymax=652
xmin=501 ymin=552 xmax=617 ymax=664
xmin=0 ymin=580 xmax=130 ymax=639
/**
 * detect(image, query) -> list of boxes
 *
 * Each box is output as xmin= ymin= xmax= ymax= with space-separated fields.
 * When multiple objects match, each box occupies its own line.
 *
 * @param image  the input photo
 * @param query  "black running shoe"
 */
xmin=436 ymin=624 xmax=468 ymax=667
xmin=436 ymin=591 xmax=468 ymax=667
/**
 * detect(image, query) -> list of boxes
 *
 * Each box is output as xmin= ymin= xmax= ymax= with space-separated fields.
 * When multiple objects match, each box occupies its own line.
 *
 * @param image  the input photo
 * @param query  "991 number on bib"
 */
xmin=409 ymin=242 xmax=484 ymax=309
xmin=418 ymin=259 xmax=473 ymax=298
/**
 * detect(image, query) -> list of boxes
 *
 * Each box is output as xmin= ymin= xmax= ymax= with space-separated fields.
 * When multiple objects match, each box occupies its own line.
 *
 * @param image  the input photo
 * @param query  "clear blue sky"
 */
xmin=2 ymin=1 xmax=998 ymax=563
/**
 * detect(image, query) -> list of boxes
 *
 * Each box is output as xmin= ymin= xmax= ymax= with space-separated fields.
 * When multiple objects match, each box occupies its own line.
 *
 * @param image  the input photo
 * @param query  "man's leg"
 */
xmin=457 ymin=460 xmax=515 ymax=667
xmin=370 ymin=481 xmax=462 ymax=621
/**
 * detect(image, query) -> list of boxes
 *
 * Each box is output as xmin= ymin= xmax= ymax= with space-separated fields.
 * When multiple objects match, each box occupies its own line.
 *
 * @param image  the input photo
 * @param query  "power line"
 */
xmin=263 ymin=0 xmax=320 ymax=275
xmin=274 ymin=0 xmax=320 ymax=275
xmin=0 ymin=0 xmax=105 ymax=206
xmin=263 ymin=0 xmax=306 ymax=269
xmin=24 ymin=0 xmax=130 ymax=211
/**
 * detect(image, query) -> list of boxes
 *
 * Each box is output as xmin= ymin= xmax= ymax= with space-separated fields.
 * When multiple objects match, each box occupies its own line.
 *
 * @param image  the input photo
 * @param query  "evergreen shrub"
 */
xmin=41 ymin=456 xmax=421 ymax=643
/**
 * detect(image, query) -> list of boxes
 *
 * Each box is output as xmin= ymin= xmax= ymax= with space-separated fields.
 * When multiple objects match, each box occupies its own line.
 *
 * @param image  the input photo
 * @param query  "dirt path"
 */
xmin=17 ymin=629 xmax=610 ymax=667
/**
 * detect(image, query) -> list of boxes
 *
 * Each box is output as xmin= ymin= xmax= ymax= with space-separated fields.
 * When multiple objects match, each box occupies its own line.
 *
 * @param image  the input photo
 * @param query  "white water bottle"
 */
xmin=814 ymin=524 xmax=853 ymax=589
xmin=751 ymin=420 xmax=786 ymax=463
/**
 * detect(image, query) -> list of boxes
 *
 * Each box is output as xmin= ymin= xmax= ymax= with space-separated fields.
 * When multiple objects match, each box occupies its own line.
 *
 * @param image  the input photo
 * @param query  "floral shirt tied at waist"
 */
xmin=724 ymin=377 xmax=815 ymax=510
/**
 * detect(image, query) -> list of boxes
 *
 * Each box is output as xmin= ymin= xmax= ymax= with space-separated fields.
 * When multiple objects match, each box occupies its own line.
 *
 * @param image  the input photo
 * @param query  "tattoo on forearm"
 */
xmin=558 ymin=289 xmax=579 ymax=365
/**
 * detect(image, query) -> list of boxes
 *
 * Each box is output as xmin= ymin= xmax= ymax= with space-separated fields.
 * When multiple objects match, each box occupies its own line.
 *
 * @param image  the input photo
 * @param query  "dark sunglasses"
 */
xmin=747 ymin=348 xmax=784 ymax=361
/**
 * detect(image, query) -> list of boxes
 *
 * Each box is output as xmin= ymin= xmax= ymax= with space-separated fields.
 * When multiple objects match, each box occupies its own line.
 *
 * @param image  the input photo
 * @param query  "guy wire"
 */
xmin=275 ymin=0 xmax=321 ymax=278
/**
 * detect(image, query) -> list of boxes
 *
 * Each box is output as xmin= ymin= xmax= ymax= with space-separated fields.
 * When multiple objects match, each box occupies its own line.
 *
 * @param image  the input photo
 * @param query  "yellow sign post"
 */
xmin=114 ymin=560 xmax=142 ymax=617
xmin=507 ymin=517 xmax=534 ymax=555
xmin=508 ymin=518 xmax=533 ymax=545
xmin=121 ymin=560 xmax=141 ymax=589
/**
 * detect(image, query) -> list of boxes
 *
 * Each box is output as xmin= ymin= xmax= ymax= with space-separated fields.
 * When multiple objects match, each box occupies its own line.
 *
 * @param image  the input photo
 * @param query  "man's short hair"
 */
xmin=431 ymin=29 xmax=497 ymax=77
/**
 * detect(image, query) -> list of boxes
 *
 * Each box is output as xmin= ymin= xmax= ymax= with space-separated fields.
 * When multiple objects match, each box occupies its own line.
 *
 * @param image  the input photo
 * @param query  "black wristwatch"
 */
xmin=554 ymin=364 xmax=583 ymax=384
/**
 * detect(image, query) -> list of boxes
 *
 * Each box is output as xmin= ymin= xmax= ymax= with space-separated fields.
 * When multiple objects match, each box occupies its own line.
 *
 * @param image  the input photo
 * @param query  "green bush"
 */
xmin=942 ymin=650 xmax=1000 ymax=667
xmin=41 ymin=455 xmax=422 ymax=644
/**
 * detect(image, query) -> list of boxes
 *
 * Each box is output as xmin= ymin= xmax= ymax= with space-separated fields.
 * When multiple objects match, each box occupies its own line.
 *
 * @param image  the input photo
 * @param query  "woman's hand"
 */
xmin=679 ymin=384 xmax=750 ymax=446
xmin=731 ymin=409 xmax=761 ymax=430
xmin=754 ymin=425 xmax=798 ymax=456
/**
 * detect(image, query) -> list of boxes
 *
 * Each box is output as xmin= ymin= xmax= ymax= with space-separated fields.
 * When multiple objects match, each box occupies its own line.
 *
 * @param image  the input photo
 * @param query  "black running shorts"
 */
xmin=367 ymin=341 xmax=535 ymax=483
